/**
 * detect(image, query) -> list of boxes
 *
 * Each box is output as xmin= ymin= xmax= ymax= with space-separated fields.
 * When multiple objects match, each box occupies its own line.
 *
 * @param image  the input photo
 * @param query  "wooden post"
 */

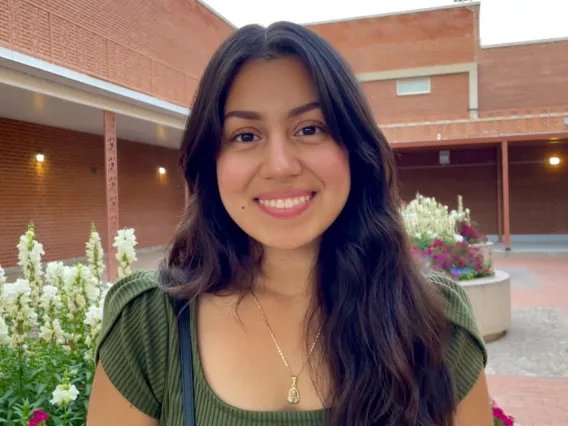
xmin=501 ymin=141 xmax=511 ymax=251
xmin=104 ymin=111 xmax=119 ymax=282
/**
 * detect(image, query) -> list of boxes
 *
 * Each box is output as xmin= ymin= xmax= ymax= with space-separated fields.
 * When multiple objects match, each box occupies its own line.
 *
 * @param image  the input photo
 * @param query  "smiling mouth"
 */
xmin=254 ymin=192 xmax=317 ymax=210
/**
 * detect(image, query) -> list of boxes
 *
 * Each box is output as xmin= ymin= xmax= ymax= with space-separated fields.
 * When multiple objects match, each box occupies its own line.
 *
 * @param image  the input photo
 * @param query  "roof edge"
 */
xmin=0 ymin=46 xmax=190 ymax=123
xmin=197 ymin=0 xmax=238 ymax=29
xmin=302 ymin=1 xmax=480 ymax=27
xmin=481 ymin=35 xmax=568 ymax=49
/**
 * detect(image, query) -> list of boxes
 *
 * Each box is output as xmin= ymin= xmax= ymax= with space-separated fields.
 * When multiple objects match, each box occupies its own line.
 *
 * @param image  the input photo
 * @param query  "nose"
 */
xmin=259 ymin=134 xmax=302 ymax=180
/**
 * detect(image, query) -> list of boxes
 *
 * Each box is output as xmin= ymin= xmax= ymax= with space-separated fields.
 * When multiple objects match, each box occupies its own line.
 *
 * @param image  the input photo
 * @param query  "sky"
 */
xmin=202 ymin=0 xmax=567 ymax=46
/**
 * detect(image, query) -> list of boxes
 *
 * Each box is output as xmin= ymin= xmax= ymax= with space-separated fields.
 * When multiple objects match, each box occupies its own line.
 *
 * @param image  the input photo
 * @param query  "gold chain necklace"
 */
xmin=251 ymin=292 xmax=323 ymax=405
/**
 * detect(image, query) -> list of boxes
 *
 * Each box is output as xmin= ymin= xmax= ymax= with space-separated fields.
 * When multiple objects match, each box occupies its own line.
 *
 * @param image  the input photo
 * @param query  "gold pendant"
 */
xmin=287 ymin=376 xmax=300 ymax=404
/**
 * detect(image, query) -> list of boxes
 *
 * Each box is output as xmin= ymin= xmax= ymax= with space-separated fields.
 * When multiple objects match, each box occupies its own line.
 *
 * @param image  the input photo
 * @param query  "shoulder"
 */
xmin=426 ymin=271 xmax=488 ymax=401
xmin=97 ymin=269 xmax=171 ymax=337
xmin=95 ymin=270 xmax=177 ymax=418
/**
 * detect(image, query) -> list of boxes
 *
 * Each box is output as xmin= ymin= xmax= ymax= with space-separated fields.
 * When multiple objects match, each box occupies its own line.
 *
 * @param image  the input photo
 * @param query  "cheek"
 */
xmin=216 ymin=152 xmax=254 ymax=203
xmin=309 ymin=146 xmax=350 ymax=194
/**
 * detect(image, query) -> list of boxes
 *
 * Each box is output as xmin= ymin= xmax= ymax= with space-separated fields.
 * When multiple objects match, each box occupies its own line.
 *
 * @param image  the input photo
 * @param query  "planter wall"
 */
xmin=470 ymin=241 xmax=494 ymax=267
xmin=460 ymin=270 xmax=511 ymax=342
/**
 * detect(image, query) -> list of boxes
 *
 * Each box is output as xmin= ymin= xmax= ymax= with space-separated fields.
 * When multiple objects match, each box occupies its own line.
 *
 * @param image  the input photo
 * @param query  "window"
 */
xmin=396 ymin=77 xmax=431 ymax=96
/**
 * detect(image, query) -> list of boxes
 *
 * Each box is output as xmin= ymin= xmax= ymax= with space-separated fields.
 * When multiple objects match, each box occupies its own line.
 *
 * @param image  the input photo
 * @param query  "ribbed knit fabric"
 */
xmin=95 ymin=269 xmax=486 ymax=426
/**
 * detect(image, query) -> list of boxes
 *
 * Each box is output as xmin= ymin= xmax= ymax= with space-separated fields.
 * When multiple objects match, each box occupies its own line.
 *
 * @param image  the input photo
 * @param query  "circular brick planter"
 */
xmin=460 ymin=270 xmax=511 ymax=342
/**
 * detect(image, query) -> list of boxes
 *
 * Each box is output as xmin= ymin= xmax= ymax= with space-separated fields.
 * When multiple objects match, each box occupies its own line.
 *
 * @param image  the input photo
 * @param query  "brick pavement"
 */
xmin=488 ymin=253 xmax=568 ymax=426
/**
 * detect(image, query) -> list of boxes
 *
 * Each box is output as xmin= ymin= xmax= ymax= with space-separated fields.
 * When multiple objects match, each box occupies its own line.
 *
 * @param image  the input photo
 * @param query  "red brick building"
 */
xmin=1 ymin=1 xmax=567 ymax=270
xmin=307 ymin=4 xmax=568 ymax=242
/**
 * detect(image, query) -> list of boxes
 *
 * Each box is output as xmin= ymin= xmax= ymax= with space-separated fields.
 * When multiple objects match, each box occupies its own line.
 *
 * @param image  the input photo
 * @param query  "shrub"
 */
xmin=0 ymin=223 xmax=137 ymax=425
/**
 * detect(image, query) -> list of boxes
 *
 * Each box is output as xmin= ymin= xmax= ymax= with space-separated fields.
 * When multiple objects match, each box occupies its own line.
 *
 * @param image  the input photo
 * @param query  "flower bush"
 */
xmin=423 ymin=239 xmax=493 ymax=281
xmin=0 ymin=223 xmax=137 ymax=425
xmin=400 ymin=193 xmax=458 ymax=250
xmin=452 ymin=195 xmax=488 ymax=245
xmin=492 ymin=399 xmax=515 ymax=425
xmin=401 ymin=193 xmax=494 ymax=281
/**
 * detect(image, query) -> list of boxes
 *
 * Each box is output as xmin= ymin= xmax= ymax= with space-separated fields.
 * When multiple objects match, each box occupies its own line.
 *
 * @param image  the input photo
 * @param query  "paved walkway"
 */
xmin=487 ymin=253 xmax=568 ymax=426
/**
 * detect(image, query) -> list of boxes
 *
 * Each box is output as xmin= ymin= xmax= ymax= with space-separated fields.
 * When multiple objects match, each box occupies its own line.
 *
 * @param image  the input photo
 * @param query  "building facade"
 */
xmin=307 ymin=4 xmax=568 ymax=243
xmin=1 ymin=1 xmax=567 ymax=271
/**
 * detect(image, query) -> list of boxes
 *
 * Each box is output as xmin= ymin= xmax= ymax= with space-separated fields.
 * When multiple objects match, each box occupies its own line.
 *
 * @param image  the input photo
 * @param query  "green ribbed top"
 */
xmin=95 ymin=270 xmax=486 ymax=426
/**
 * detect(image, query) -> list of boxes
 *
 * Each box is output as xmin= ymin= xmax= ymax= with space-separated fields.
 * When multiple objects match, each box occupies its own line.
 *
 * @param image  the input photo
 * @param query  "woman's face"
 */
xmin=217 ymin=57 xmax=351 ymax=251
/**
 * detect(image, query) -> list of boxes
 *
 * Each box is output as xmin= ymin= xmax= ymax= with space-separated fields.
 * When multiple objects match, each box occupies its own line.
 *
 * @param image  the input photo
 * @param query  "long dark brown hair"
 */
xmin=160 ymin=21 xmax=456 ymax=426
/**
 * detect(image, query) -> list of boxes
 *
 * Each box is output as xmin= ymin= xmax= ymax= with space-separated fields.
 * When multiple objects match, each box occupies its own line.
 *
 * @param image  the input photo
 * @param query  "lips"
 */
xmin=254 ymin=190 xmax=317 ymax=218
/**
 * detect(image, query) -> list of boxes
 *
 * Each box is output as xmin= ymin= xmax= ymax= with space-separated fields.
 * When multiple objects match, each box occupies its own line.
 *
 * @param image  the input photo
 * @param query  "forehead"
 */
xmin=224 ymin=57 xmax=318 ymax=114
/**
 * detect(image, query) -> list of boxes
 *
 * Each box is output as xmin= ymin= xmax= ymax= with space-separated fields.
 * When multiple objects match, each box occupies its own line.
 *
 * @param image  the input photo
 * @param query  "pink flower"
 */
xmin=491 ymin=399 xmax=515 ymax=425
xmin=28 ymin=409 xmax=49 ymax=426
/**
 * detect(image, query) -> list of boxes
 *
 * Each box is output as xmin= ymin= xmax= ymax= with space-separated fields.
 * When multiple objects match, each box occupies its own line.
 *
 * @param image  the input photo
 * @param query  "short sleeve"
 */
xmin=95 ymin=270 xmax=170 ymax=419
xmin=428 ymin=271 xmax=488 ymax=402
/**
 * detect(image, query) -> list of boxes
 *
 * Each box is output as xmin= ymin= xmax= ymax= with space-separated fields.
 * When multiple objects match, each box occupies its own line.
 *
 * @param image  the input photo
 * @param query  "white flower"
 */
xmin=454 ymin=234 xmax=465 ymax=243
xmin=401 ymin=193 xmax=457 ymax=243
xmin=50 ymin=383 xmax=79 ymax=406
xmin=3 ymin=279 xmax=31 ymax=305
xmin=16 ymin=224 xmax=45 ymax=308
xmin=63 ymin=266 xmax=86 ymax=314
xmin=452 ymin=195 xmax=472 ymax=225
xmin=86 ymin=224 xmax=105 ymax=284
xmin=86 ymin=284 xmax=101 ymax=305
xmin=62 ymin=264 xmax=101 ymax=317
xmin=38 ymin=318 xmax=67 ymax=345
xmin=84 ymin=304 xmax=103 ymax=347
xmin=113 ymin=228 xmax=138 ymax=279
xmin=1 ymin=279 xmax=38 ymax=349
xmin=45 ymin=261 xmax=66 ymax=291
xmin=0 ymin=316 xmax=9 ymax=345
xmin=40 ymin=285 xmax=62 ymax=311
xmin=0 ymin=265 xmax=6 ymax=316
xmin=84 ymin=305 xmax=103 ymax=328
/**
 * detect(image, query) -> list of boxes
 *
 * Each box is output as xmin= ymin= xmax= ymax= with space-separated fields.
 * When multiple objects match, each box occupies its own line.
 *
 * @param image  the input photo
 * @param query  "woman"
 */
xmin=87 ymin=21 xmax=493 ymax=426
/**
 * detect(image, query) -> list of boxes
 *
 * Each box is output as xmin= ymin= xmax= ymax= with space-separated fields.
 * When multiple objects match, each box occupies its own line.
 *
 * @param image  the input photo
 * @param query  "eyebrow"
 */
xmin=224 ymin=101 xmax=320 ymax=121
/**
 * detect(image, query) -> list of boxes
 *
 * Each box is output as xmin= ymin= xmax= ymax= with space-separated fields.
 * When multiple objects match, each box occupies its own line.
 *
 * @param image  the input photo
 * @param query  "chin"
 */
xmin=252 ymin=229 xmax=322 ymax=253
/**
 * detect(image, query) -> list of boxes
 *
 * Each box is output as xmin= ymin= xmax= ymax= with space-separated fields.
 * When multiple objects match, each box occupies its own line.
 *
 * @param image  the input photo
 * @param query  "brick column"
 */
xmin=496 ymin=146 xmax=503 ymax=242
xmin=104 ymin=111 xmax=119 ymax=282
xmin=501 ymin=141 xmax=511 ymax=251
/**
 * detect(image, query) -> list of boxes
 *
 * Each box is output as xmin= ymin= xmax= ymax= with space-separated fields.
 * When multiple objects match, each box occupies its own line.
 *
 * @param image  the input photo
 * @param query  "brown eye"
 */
xmin=294 ymin=125 xmax=323 ymax=137
xmin=233 ymin=133 xmax=260 ymax=143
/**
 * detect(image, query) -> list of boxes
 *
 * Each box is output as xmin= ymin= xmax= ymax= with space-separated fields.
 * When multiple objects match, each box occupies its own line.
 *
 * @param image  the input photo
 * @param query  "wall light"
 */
xmin=158 ymin=167 xmax=166 ymax=175
xmin=549 ymin=156 xmax=561 ymax=166
xmin=36 ymin=153 xmax=45 ymax=163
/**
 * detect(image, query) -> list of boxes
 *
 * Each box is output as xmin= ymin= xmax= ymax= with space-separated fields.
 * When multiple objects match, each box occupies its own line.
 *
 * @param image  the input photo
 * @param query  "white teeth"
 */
xmin=258 ymin=194 xmax=313 ymax=209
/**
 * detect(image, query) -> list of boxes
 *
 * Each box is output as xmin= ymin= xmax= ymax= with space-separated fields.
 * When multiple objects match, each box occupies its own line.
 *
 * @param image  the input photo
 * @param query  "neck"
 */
xmin=256 ymin=244 xmax=318 ymax=300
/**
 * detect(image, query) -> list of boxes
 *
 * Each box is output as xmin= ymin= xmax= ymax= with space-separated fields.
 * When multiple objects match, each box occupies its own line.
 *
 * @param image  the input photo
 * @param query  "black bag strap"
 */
xmin=178 ymin=304 xmax=196 ymax=426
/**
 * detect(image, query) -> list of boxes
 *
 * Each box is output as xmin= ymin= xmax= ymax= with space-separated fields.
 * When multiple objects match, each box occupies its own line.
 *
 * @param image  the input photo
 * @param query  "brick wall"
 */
xmin=308 ymin=6 xmax=478 ymax=72
xmin=0 ymin=117 xmax=184 ymax=267
xmin=396 ymin=146 xmax=499 ymax=234
xmin=508 ymin=143 xmax=568 ymax=234
xmin=395 ymin=142 xmax=568 ymax=235
xmin=0 ymin=0 xmax=234 ymax=105
xmin=363 ymin=73 xmax=470 ymax=122
xmin=308 ymin=5 xmax=477 ymax=123
xmin=310 ymin=5 xmax=568 ymax=126
xmin=478 ymin=39 xmax=568 ymax=112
